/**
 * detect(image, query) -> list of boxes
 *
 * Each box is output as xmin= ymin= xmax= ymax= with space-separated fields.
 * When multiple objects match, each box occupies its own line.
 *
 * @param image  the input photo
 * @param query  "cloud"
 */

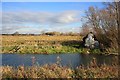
xmin=48 ymin=26 xmax=81 ymax=33
xmin=51 ymin=11 xmax=80 ymax=24
xmin=2 ymin=10 xmax=80 ymax=24
xmin=1 ymin=10 xmax=81 ymax=34
xmin=2 ymin=11 xmax=50 ymax=24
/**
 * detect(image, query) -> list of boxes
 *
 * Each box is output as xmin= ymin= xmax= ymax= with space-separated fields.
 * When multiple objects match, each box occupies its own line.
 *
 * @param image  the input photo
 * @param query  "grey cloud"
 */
xmin=2 ymin=12 xmax=50 ymax=24
xmin=2 ymin=10 xmax=80 ymax=24
xmin=2 ymin=24 xmax=32 ymax=34
xmin=1 ymin=10 xmax=81 ymax=34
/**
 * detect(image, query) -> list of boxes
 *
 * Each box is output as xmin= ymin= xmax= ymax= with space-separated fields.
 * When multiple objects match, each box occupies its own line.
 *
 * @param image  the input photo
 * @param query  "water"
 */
xmin=1 ymin=53 xmax=118 ymax=68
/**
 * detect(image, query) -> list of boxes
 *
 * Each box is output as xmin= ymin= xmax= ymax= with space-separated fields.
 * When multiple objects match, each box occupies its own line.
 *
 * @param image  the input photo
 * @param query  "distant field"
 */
xmin=1 ymin=35 xmax=81 ymax=46
xmin=1 ymin=35 xmax=86 ymax=54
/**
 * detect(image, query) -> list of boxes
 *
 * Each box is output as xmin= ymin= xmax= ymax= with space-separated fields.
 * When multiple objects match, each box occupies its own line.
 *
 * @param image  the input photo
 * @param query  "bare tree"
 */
xmin=81 ymin=23 xmax=92 ymax=36
xmin=83 ymin=2 xmax=119 ymax=52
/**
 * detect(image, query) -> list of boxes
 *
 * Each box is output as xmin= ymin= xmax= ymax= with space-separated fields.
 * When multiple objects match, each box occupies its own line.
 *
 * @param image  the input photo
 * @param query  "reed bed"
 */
xmin=1 ymin=58 xmax=118 ymax=78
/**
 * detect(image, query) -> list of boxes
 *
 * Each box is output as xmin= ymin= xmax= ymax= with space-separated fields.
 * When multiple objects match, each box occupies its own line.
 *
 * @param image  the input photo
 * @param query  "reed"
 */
xmin=1 ymin=58 xmax=118 ymax=78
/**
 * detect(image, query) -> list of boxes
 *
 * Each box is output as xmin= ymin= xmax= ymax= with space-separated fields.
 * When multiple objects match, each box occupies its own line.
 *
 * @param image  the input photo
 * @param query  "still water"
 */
xmin=1 ymin=53 xmax=118 ymax=68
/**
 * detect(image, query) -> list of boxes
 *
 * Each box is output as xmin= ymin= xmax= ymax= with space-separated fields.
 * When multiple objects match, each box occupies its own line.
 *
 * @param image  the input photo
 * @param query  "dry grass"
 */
xmin=0 ymin=58 xmax=118 ymax=78
xmin=1 ymin=35 xmax=83 ymax=54
xmin=2 ymin=35 xmax=81 ymax=43
xmin=1 ymin=64 xmax=118 ymax=78
xmin=1 ymin=64 xmax=73 ymax=78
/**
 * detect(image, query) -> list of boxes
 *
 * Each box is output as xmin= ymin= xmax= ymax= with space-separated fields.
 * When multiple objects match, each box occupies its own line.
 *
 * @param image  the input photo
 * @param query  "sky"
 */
xmin=1 ymin=2 xmax=105 ymax=34
xmin=2 ymin=0 xmax=115 ymax=2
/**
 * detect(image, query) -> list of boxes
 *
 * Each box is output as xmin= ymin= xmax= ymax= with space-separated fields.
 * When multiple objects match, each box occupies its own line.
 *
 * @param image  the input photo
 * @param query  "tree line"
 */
xmin=1 ymin=31 xmax=81 ymax=36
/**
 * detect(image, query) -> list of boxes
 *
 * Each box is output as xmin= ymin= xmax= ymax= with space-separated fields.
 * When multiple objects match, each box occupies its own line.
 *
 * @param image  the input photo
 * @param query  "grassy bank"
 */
xmin=1 ymin=59 xmax=118 ymax=78
xmin=1 ymin=35 xmax=117 ymax=54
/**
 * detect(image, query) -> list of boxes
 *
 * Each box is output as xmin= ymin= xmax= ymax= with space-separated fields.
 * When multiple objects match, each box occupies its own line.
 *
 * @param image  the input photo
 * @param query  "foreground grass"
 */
xmin=1 ymin=59 xmax=118 ymax=78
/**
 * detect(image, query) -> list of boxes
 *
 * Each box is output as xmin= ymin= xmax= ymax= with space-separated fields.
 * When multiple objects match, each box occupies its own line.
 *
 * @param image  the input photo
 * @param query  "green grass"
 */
xmin=2 ymin=45 xmax=83 ymax=54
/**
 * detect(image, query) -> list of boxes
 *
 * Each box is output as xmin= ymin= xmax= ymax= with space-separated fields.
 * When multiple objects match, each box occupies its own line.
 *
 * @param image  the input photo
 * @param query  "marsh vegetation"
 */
xmin=1 ymin=58 xmax=118 ymax=78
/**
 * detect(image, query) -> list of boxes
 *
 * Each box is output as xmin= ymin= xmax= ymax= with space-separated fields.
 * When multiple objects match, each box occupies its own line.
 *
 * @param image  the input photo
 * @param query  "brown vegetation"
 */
xmin=1 ymin=58 xmax=118 ymax=78
xmin=82 ymin=2 xmax=119 ymax=53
